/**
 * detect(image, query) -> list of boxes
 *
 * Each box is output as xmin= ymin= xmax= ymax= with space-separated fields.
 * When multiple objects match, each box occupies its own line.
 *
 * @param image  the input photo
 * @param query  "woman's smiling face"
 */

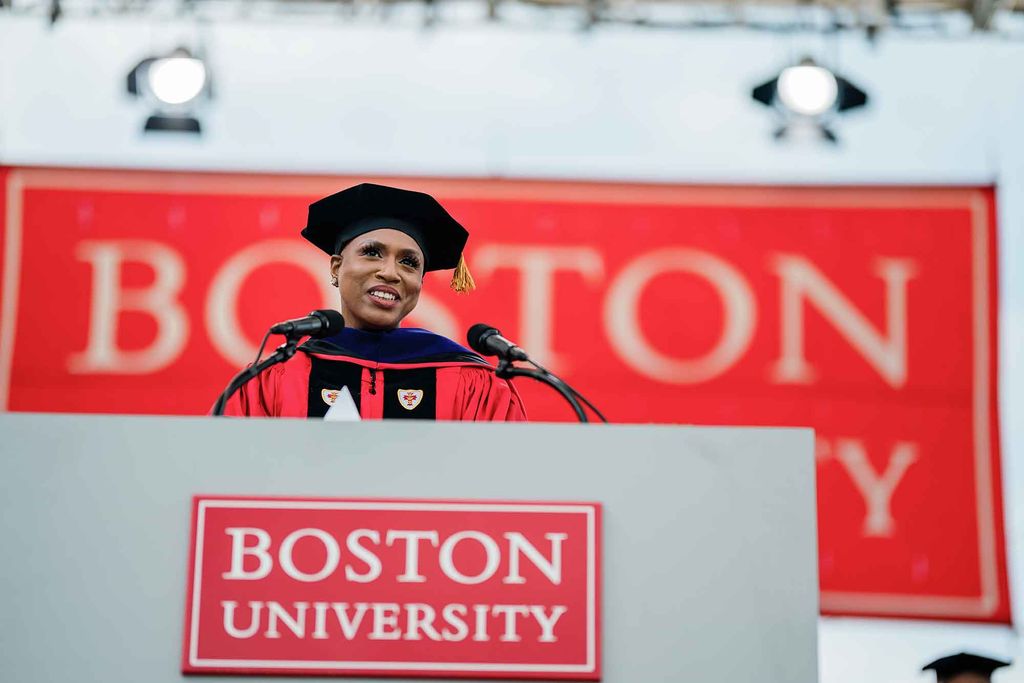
xmin=330 ymin=228 xmax=425 ymax=331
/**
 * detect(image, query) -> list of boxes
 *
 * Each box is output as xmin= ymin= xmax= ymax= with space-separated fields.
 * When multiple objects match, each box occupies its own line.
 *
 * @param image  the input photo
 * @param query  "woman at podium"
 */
xmin=223 ymin=183 xmax=527 ymax=421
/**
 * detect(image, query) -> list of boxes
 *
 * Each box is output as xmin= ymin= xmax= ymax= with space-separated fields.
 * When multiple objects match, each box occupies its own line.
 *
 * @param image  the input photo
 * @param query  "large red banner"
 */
xmin=183 ymin=497 xmax=600 ymax=678
xmin=0 ymin=167 xmax=1007 ymax=623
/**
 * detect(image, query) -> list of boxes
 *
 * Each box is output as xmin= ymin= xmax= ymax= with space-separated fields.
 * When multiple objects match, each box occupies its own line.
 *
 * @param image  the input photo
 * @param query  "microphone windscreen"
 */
xmin=467 ymin=323 xmax=498 ymax=356
xmin=312 ymin=309 xmax=345 ymax=337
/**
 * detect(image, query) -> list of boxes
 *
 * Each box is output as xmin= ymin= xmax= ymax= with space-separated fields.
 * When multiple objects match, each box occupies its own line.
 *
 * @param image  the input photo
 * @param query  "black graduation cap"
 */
xmin=301 ymin=183 xmax=474 ymax=291
xmin=922 ymin=652 xmax=1011 ymax=681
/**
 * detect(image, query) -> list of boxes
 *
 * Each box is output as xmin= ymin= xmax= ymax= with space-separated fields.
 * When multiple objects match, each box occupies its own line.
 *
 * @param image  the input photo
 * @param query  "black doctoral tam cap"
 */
xmin=301 ymin=183 xmax=474 ymax=292
xmin=922 ymin=652 xmax=1011 ymax=681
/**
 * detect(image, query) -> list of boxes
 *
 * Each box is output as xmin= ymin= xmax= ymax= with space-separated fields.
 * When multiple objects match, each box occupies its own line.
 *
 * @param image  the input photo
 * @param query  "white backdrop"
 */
xmin=2 ymin=10 xmax=1023 ymax=682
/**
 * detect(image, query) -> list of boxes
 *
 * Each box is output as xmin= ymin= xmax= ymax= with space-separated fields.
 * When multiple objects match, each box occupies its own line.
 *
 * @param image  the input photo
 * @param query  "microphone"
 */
xmin=212 ymin=309 xmax=343 ymax=416
xmin=270 ymin=309 xmax=344 ymax=338
xmin=467 ymin=323 xmax=529 ymax=362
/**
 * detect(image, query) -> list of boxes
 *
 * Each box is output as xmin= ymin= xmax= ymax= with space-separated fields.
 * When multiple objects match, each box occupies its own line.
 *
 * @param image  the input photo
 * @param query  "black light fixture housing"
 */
xmin=751 ymin=57 xmax=868 ymax=143
xmin=127 ymin=47 xmax=211 ymax=134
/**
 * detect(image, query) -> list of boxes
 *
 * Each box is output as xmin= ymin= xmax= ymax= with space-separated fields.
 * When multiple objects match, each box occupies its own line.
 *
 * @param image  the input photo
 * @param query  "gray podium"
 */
xmin=0 ymin=414 xmax=817 ymax=682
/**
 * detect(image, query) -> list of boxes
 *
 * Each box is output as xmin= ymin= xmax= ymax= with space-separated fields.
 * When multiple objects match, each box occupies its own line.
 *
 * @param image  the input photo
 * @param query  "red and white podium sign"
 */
xmin=182 ymin=496 xmax=601 ymax=679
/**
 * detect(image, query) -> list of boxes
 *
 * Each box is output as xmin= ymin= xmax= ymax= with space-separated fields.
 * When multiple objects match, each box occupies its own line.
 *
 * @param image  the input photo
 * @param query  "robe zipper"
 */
xmin=369 ymin=368 xmax=377 ymax=395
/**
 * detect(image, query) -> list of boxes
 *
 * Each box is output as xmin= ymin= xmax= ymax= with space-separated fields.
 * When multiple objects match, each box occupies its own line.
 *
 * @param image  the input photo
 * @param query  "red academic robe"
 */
xmin=223 ymin=327 xmax=526 ymax=421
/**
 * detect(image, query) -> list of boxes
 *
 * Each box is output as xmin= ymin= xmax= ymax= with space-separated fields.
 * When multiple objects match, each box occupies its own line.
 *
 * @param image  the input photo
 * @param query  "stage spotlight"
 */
xmin=127 ymin=48 xmax=210 ymax=134
xmin=149 ymin=56 xmax=207 ymax=106
xmin=776 ymin=62 xmax=838 ymax=116
xmin=751 ymin=57 xmax=868 ymax=142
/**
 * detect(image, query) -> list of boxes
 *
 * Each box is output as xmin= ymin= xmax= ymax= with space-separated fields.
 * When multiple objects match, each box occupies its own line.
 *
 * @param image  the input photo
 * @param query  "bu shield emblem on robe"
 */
xmin=321 ymin=388 xmax=340 ymax=406
xmin=398 ymin=389 xmax=424 ymax=410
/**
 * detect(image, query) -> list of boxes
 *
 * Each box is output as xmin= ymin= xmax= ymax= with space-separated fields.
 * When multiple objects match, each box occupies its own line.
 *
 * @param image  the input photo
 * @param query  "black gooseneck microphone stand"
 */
xmin=211 ymin=336 xmax=300 ymax=417
xmin=211 ymin=309 xmax=344 ymax=416
xmin=494 ymin=359 xmax=593 ymax=423
xmin=468 ymin=324 xmax=606 ymax=424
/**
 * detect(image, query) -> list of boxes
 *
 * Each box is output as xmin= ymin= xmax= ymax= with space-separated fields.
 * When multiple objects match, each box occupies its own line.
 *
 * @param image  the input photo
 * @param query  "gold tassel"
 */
xmin=450 ymin=254 xmax=476 ymax=293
